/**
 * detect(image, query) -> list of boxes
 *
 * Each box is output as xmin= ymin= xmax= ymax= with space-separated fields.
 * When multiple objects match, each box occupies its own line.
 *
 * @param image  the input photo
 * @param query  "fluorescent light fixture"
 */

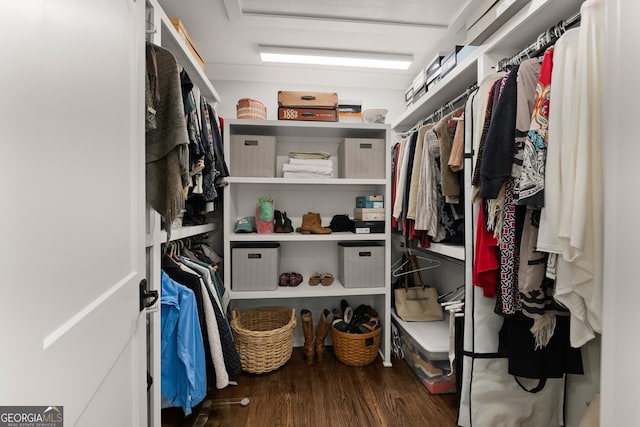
xmin=259 ymin=46 xmax=412 ymax=70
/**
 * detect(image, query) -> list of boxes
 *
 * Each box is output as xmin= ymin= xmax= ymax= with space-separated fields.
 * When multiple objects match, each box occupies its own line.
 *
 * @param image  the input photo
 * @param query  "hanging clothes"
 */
xmin=434 ymin=109 xmax=464 ymax=204
xmin=160 ymin=271 xmax=206 ymax=416
xmin=540 ymin=0 xmax=604 ymax=348
xmin=519 ymin=48 xmax=554 ymax=207
xmin=414 ymin=126 xmax=446 ymax=242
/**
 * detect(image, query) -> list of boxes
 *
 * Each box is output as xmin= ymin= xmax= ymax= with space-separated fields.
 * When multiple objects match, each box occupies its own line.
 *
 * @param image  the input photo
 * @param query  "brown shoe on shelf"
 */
xmin=295 ymin=212 xmax=331 ymax=234
xmin=309 ymin=273 xmax=322 ymax=286
xmin=320 ymin=273 xmax=334 ymax=286
xmin=288 ymin=272 xmax=303 ymax=287
xmin=279 ymin=272 xmax=289 ymax=287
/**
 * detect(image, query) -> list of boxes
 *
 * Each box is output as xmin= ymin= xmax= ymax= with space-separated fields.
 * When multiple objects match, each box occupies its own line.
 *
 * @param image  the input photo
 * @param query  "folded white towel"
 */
xmin=288 ymin=158 xmax=333 ymax=167
xmin=289 ymin=151 xmax=331 ymax=159
xmin=282 ymin=164 xmax=333 ymax=175
xmin=283 ymin=172 xmax=333 ymax=179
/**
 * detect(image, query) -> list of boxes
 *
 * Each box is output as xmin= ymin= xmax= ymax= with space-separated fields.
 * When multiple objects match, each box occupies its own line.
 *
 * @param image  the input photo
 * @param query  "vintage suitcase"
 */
xmin=278 ymin=91 xmax=338 ymax=109
xmin=278 ymin=107 xmax=337 ymax=122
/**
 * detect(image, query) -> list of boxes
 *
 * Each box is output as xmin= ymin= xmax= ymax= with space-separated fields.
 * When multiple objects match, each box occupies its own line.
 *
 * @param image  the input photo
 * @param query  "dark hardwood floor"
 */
xmin=162 ymin=347 xmax=459 ymax=427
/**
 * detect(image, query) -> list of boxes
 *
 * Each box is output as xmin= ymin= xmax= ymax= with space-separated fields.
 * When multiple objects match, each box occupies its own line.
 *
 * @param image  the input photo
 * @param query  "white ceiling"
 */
xmin=157 ymin=0 xmax=487 ymax=90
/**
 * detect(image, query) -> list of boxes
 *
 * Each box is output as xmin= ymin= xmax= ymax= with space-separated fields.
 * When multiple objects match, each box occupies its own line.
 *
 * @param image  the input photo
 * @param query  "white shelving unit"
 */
xmin=145 ymin=1 xmax=221 ymax=425
xmin=223 ymin=119 xmax=393 ymax=366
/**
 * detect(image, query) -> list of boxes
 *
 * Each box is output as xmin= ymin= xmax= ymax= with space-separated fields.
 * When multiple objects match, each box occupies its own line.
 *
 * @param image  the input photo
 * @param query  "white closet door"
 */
xmin=0 ymin=0 xmax=146 ymax=426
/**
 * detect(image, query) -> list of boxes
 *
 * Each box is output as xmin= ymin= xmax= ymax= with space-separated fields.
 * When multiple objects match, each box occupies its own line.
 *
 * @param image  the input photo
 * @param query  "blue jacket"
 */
xmin=160 ymin=270 xmax=207 ymax=415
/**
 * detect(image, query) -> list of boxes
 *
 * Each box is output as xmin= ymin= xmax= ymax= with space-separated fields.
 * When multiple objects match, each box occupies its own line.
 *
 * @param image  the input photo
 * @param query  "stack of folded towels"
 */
xmin=282 ymin=151 xmax=333 ymax=179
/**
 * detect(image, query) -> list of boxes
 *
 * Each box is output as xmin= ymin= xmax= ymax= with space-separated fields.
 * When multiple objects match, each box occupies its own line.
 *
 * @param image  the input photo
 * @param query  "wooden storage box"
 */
xmin=169 ymin=17 xmax=205 ymax=70
xmin=230 ymin=134 xmax=276 ymax=177
xmin=338 ymin=138 xmax=385 ymax=179
xmin=231 ymin=243 xmax=281 ymax=291
xmin=278 ymin=107 xmax=337 ymax=122
xmin=353 ymin=208 xmax=385 ymax=221
xmin=338 ymin=242 xmax=385 ymax=288
xmin=278 ymin=91 xmax=338 ymax=108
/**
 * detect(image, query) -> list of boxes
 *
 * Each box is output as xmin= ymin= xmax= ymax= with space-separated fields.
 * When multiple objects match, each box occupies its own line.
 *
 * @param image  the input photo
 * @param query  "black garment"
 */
xmin=479 ymin=65 xmax=520 ymax=199
xmin=401 ymin=131 xmax=419 ymax=223
xmin=199 ymin=95 xmax=217 ymax=203
xmin=498 ymin=315 xmax=583 ymax=379
xmin=207 ymin=104 xmax=229 ymax=183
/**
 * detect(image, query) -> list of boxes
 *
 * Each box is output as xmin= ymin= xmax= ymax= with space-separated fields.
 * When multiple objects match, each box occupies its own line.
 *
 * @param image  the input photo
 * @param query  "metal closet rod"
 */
xmin=497 ymin=10 xmax=582 ymax=72
xmin=400 ymin=82 xmax=479 ymax=137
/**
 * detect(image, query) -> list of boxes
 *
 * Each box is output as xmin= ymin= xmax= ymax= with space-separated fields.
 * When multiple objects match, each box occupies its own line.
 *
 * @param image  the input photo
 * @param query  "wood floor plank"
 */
xmin=162 ymin=348 xmax=458 ymax=427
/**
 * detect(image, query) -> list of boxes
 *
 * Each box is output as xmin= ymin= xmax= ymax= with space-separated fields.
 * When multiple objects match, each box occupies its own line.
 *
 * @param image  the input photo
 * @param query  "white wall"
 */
xmin=212 ymin=80 xmax=406 ymax=125
xmin=601 ymin=0 xmax=640 ymax=425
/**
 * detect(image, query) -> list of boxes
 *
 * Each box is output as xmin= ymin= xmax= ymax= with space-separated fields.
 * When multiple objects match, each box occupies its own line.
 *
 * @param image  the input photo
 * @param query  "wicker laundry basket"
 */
xmin=236 ymin=98 xmax=267 ymax=120
xmin=331 ymin=325 xmax=381 ymax=367
xmin=231 ymin=306 xmax=296 ymax=373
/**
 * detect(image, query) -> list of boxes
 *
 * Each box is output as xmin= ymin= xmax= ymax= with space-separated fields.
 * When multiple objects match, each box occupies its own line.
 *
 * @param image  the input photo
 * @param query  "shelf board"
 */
xmin=392 ymin=50 xmax=480 ymax=132
xmin=225 ymin=177 xmax=386 ymax=186
xmin=230 ymin=232 xmax=387 ymax=242
xmin=230 ymin=282 xmax=387 ymax=300
xmin=156 ymin=223 xmax=216 ymax=244
xmin=227 ymin=119 xmax=389 ymax=139
xmin=425 ymin=243 xmax=465 ymax=261
xmin=483 ymin=0 xmax=584 ymax=55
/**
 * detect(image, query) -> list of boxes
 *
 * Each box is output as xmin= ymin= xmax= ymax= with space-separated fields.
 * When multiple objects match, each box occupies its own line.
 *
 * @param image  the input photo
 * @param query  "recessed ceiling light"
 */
xmin=258 ymin=46 xmax=412 ymax=70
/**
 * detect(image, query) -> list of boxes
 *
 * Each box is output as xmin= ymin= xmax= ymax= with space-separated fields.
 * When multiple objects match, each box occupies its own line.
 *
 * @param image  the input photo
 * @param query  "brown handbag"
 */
xmin=394 ymin=255 xmax=443 ymax=322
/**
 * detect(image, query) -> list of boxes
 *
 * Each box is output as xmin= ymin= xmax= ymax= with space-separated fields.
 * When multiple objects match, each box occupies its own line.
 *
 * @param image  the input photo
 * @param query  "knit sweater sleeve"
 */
xmin=479 ymin=66 xmax=519 ymax=199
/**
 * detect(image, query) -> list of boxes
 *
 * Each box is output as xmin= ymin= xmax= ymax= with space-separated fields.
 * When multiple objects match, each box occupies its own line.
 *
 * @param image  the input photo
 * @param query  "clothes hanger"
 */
xmin=391 ymin=248 xmax=441 ymax=278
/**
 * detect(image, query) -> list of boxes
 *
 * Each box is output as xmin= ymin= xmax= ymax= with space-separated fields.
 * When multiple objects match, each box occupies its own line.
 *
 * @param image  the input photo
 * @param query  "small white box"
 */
xmin=230 ymin=134 xmax=276 ymax=177
xmin=338 ymin=242 xmax=385 ymax=288
xmin=338 ymin=138 xmax=385 ymax=179
xmin=231 ymin=243 xmax=280 ymax=291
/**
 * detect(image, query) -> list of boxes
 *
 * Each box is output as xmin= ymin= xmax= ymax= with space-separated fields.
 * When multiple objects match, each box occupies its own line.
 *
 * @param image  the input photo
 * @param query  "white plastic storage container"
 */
xmin=391 ymin=311 xmax=456 ymax=394
xmin=230 ymin=134 xmax=276 ymax=177
xmin=231 ymin=243 xmax=280 ymax=291
xmin=337 ymin=242 xmax=384 ymax=288
xmin=338 ymin=138 xmax=385 ymax=179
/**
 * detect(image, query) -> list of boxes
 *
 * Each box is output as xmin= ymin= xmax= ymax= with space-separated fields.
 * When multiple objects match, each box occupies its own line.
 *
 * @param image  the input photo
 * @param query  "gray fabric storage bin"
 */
xmin=232 ymin=243 xmax=280 ymax=291
xmin=338 ymin=242 xmax=384 ymax=288
xmin=338 ymin=138 xmax=385 ymax=179
xmin=230 ymin=134 xmax=276 ymax=177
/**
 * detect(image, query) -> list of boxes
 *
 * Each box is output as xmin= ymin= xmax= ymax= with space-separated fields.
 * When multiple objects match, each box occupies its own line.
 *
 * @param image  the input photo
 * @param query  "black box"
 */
xmin=353 ymin=220 xmax=385 ymax=234
xmin=440 ymin=46 xmax=463 ymax=79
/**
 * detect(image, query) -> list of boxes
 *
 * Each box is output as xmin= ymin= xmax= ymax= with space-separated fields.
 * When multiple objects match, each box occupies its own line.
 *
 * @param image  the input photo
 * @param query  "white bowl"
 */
xmin=362 ymin=109 xmax=388 ymax=124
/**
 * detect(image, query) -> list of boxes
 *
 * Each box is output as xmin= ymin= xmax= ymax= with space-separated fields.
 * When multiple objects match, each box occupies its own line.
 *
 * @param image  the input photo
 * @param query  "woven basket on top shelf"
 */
xmin=236 ymin=98 xmax=267 ymax=120
xmin=231 ymin=306 xmax=296 ymax=374
xmin=331 ymin=325 xmax=381 ymax=367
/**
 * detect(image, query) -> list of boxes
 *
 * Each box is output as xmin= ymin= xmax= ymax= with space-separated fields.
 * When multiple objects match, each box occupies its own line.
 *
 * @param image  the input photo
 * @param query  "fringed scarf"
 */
xmin=145 ymin=44 xmax=190 ymax=238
